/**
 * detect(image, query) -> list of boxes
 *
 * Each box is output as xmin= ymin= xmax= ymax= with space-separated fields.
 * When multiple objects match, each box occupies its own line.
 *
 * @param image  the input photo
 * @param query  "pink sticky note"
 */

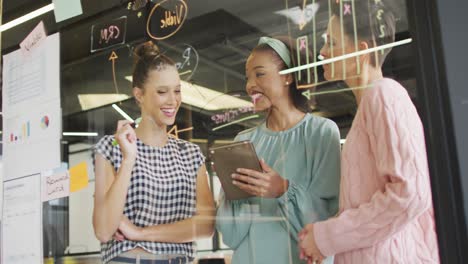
xmin=20 ymin=21 xmax=47 ymax=55
xmin=42 ymin=171 xmax=70 ymax=202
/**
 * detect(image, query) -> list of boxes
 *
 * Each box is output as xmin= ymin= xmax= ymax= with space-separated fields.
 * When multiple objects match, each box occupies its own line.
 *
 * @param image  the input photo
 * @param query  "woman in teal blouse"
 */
xmin=216 ymin=37 xmax=341 ymax=264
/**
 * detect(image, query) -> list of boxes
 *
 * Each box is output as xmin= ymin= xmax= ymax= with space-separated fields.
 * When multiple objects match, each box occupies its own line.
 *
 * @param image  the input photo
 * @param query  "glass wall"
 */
xmin=1 ymin=0 xmax=439 ymax=263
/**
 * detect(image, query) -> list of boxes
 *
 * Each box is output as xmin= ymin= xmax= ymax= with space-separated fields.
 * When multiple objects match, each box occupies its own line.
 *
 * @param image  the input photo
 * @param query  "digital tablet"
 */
xmin=209 ymin=140 xmax=262 ymax=200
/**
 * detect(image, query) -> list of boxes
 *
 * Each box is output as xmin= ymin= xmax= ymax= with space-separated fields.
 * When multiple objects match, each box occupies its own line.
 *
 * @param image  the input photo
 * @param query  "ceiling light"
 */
xmin=125 ymin=76 xmax=253 ymax=111
xmin=0 ymin=3 xmax=54 ymax=32
xmin=63 ymin=132 xmax=98 ymax=137
xmin=78 ymin=94 xmax=131 ymax=111
xmin=180 ymin=81 xmax=252 ymax=111
xmin=280 ymin=38 xmax=413 ymax=75
xmin=112 ymin=104 xmax=134 ymax=122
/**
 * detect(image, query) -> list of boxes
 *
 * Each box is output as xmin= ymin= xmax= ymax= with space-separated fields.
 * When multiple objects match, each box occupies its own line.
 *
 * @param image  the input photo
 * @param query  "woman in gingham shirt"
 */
xmin=93 ymin=41 xmax=215 ymax=264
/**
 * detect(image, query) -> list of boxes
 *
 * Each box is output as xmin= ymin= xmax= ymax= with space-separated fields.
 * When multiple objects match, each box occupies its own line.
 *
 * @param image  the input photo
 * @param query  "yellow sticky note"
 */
xmin=69 ymin=162 xmax=89 ymax=193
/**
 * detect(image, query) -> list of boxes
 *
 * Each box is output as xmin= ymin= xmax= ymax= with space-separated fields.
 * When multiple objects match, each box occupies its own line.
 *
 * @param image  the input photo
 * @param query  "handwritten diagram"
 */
xmin=375 ymin=0 xmax=387 ymax=57
xmin=91 ymin=16 xmax=127 ymax=53
xmin=146 ymin=0 xmax=188 ymax=40
xmin=173 ymin=44 xmax=199 ymax=81
xmin=108 ymin=51 xmax=121 ymax=96
xmin=197 ymin=91 xmax=261 ymax=133
xmin=276 ymin=0 xmax=320 ymax=30
xmin=281 ymin=0 xmax=373 ymax=99
xmin=167 ymin=125 xmax=193 ymax=139
xmin=127 ymin=0 xmax=148 ymax=11
xmin=211 ymin=106 xmax=255 ymax=126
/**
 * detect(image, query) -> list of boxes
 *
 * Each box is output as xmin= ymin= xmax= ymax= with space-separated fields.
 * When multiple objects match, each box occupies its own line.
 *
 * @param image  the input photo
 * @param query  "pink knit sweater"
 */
xmin=314 ymin=78 xmax=440 ymax=263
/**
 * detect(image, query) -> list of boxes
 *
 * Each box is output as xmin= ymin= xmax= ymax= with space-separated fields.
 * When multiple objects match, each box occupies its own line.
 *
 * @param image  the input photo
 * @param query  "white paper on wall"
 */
xmin=2 ymin=175 xmax=43 ymax=264
xmin=2 ymin=33 xmax=61 ymax=180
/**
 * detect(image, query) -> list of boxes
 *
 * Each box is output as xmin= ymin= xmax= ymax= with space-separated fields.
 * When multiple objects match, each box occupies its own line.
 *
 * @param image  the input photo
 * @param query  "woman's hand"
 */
xmin=299 ymin=224 xmax=325 ymax=264
xmin=114 ymin=120 xmax=137 ymax=162
xmin=232 ymin=159 xmax=289 ymax=198
xmin=118 ymin=216 xmax=143 ymax=241
xmin=113 ymin=230 xmax=125 ymax=242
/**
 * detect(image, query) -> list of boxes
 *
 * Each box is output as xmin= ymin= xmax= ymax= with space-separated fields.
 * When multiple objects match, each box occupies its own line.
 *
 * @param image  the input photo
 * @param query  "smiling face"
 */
xmin=245 ymin=50 xmax=292 ymax=112
xmin=134 ymin=65 xmax=182 ymax=127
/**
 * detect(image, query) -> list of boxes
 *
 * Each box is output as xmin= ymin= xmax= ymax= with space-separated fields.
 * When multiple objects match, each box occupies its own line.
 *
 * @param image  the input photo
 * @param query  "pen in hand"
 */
xmin=112 ymin=121 xmax=138 ymax=146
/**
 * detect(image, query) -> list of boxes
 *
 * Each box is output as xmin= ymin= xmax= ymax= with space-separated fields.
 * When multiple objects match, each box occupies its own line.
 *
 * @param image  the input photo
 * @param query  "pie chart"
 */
xmin=41 ymin=115 xmax=50 ymax=129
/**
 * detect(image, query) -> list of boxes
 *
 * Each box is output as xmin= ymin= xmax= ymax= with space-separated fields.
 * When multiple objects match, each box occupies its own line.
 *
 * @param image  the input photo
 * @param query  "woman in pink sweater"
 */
xmin=298 ymin=1 xmax=440 ymax=263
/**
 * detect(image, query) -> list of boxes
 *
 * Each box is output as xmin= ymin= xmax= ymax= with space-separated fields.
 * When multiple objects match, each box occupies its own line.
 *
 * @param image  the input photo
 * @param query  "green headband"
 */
xmin=258 ymin=37 xmax=292 ymax=68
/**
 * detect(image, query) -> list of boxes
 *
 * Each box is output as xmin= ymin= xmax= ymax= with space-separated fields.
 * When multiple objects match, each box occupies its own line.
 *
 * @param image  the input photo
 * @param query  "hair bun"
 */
xmin=132 ymin=41 xmax=175 ymax=89
xmin=134 ymin=41 xmax=161 ymax=61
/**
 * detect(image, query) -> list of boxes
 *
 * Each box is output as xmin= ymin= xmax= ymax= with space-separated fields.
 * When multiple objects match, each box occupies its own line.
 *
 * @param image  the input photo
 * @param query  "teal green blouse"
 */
xmin=216 ymin=113 xmax=341 ymax=264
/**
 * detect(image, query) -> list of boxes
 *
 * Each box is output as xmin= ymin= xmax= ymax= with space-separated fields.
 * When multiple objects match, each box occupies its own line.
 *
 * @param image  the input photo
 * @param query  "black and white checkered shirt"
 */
xmin=94 ymin=135 xmax=205 ymax=263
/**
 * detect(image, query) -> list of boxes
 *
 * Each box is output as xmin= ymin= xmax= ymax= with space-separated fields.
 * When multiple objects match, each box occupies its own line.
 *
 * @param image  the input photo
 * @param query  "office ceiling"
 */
xmin=1 ymin=0 xmax=414 ymax=146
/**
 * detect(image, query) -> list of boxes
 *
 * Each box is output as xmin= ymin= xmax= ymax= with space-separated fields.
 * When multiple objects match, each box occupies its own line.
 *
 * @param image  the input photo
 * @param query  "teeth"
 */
xmin=162 ymin=109 xmax=175 ymax=113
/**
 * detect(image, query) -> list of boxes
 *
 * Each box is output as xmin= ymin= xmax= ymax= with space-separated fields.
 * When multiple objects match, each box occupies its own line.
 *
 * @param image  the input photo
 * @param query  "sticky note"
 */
xmin=69 ymin=162 xmax=89 ymax=193
xmin=53 ymin=0 xmax=83 ymax=23
xmin=20 ymin=21 xmax=47 ymax=55
xmin=42 ymin=171 xmax=70 ymax=202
